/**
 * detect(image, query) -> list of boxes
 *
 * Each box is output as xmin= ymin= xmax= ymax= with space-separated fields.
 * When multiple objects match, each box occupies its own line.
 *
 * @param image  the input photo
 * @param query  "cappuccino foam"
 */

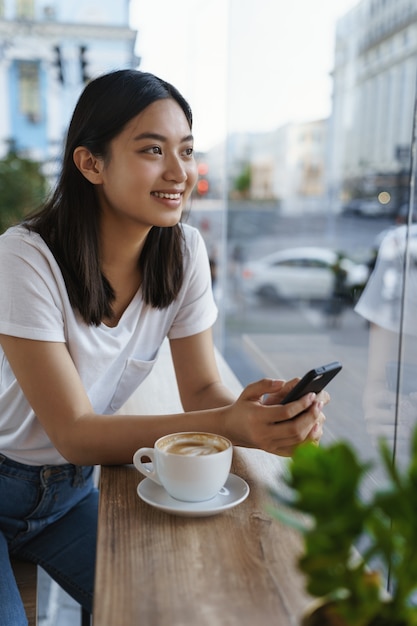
xmin=158 ymin=433 xmax=228 ymax=456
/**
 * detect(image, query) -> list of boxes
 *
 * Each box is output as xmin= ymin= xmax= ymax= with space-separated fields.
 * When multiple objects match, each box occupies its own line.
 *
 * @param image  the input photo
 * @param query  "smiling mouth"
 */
xmin=151 ymin=192 xmax=182 ymax=200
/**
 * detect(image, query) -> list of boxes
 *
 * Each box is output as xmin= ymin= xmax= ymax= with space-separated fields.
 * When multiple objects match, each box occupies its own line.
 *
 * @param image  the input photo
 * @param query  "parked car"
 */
xmin=342 ymin=198 xmax=394 ymax=218
xmin=240 ymin=246 xmax=370 ymax=302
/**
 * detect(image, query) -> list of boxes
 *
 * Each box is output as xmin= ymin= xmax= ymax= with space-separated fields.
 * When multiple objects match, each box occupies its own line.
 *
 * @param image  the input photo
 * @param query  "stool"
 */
xmin=11 ymin=557 xmax=38 ymax=626
xmin=11 ymin=557 xmax=91 ymax=625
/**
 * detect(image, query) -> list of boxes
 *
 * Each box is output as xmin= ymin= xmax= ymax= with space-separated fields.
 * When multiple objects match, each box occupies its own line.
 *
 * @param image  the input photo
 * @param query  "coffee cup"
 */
xmin=133 ymin=432 xmax=233 ymax=502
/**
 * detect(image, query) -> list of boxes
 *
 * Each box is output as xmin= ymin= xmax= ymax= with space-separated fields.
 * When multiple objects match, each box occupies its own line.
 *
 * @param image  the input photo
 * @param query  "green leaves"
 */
xmin=0 ymin=150 xmax=48 ymax=233
xmin=269 ymin=433 xmax=417 ymax=625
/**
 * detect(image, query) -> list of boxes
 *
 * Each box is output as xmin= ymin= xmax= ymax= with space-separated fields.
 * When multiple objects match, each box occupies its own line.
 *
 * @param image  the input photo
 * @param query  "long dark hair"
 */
xmin=25 ymin=70 xmax=193 ymax=325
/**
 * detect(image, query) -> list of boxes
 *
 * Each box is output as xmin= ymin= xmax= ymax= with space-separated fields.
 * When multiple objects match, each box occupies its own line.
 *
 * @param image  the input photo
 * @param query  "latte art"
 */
xmin=165 ymin=442 xmax=223 ymax=456
xmin=159 ymin=434 xmax=228 ymax=456
xmin=134 ymin=431 xmax=233 ymax=502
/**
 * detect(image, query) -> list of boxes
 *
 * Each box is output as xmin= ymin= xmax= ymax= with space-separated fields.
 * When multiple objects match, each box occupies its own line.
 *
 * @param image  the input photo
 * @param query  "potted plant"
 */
xmin=268 ymin=427 xmax=417 ymax=626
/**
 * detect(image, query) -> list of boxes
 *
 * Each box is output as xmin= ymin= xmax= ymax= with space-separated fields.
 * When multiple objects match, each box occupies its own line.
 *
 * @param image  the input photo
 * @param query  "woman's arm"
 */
xmin=0 ymin=331 xmax=326 ymax=466
xmin=170 ymin=328 xmax=328 ymax=454
xmin=169 ymin=329 xmax=236 ymax=411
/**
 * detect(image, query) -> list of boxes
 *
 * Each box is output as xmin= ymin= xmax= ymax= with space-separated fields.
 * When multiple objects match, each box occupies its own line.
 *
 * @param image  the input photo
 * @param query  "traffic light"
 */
xmin=196 ymin=162 xmax=209 ymax=197
xmin=197 ymin=179 xmax=209 ymax=195
xmin=79 ymin=46 xmax=90 ymax=83
xmin=53 ymin=45 xmax=64 ymax=84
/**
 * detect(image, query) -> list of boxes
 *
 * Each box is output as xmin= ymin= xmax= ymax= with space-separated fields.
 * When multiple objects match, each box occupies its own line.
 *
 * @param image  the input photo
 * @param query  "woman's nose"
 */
xmin=163 ymin=155 xmax=187 ymax=182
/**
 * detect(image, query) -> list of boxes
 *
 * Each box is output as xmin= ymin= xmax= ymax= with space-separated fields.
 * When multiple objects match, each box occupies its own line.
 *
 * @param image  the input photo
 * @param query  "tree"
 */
xmin=0 ymin=150 xmax=48 ymax=233
xmin=233 ymin=163 xmax=251 ymax=198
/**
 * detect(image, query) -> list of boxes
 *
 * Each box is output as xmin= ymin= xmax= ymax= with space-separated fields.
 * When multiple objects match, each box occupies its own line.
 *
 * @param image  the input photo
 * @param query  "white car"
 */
xmin=240 ymin=246 xmax=370 ymax=302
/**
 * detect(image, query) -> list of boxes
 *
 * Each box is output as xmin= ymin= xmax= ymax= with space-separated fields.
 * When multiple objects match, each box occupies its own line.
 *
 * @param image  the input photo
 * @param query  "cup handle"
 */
xmin=133 ymin=448 xmax=162 ymax=486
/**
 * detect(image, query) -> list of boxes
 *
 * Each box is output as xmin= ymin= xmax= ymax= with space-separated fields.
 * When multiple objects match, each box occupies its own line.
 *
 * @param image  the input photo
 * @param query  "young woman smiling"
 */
xmin=0 ymin=69 xmax=328 ymax=623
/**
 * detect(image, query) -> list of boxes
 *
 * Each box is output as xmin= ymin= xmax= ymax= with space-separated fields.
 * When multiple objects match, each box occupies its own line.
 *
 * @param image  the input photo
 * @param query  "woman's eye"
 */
xmin=183 ymin=147 xmax=194 ymax=157
xmin=143 ymin=146 xmax=162 ymax=155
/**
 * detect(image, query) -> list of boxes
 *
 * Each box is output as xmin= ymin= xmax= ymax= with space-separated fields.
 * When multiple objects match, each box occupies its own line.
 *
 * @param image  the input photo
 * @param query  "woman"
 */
xmin=0 ymin=69 xmax=327 ymax=623
xmin=355 ymin=224 xmax=417 ymax=464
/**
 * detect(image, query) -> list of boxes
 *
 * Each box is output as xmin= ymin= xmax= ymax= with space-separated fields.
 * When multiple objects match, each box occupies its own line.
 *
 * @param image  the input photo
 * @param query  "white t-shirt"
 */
xmin=354 ymin=226 xmax=417 ymax=462
xmin=0 ymin=224 xmax=218 ymax=465
xmin=355 ymin=225 xmax=417 ymax=335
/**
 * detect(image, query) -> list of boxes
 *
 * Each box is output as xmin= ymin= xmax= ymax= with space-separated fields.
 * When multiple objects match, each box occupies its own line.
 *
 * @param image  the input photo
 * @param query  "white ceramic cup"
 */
xmin=133 ymin=432 xmax=233 ymax=502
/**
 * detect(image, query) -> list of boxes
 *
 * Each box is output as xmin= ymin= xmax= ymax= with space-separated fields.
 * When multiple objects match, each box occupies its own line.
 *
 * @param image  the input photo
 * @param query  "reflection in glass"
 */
xmin=215 ymin=0 xmax=417 ymax=490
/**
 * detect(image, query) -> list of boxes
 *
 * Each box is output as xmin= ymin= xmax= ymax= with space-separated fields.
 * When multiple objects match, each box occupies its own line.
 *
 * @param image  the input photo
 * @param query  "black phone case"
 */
xmin=281 ymin=361 xmax=342 ymax=404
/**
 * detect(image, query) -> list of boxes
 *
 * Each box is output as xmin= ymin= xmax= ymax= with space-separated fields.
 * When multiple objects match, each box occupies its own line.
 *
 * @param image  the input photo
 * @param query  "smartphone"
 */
xmin=281 ymin=361 xmax=342 ymax=404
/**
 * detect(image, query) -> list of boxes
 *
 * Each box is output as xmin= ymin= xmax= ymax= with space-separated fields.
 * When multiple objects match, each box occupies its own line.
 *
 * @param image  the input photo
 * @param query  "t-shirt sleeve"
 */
xmin=0 ymin=231 xmax=66 ymax=341
xmin=354 ymin=228 xmax=417 ymax=335
xmin=167 ymin=227 xmax=218 ymax=339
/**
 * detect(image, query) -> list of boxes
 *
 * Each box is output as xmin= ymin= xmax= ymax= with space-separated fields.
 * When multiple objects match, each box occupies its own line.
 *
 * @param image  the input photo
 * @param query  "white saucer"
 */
xmin=137 ymin=473 xmax=250 ymax=517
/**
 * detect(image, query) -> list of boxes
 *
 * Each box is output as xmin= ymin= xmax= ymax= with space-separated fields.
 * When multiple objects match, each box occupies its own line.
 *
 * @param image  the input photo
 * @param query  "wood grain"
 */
xmin=93 ymin=448 xmax=310 ymax=626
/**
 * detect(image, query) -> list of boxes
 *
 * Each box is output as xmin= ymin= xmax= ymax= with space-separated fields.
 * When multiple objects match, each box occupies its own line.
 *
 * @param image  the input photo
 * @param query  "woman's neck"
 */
xmin=99 ymin=222 xmax=150 ymax=326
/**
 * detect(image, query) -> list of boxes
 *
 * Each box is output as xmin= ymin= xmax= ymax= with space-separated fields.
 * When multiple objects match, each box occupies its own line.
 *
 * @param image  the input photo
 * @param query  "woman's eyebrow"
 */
xmin=133 ymin=132 xmax=194 ymax=143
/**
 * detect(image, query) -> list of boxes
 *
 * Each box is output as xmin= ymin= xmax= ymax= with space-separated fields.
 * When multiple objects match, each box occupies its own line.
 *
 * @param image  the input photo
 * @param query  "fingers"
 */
xmin=262 ymin=377 xmax=300 ymax=406
xmin=247 ymin=400 xmax=325 ymax=455
xmin=307 ymin=406 xmax=326 ymax=443
xmin=239 ymin=378 xmax=287 ymax=402
xmin=257 ymin=411 xmax=324 ymax=455
xmin=317 ymin=389 xmax=330 ymax=406
xmin=262 ymin=380 xmax=330 ymax=409
xmin=271 ymin=392 xmax=319 ymax=422
xmin=230 ymin=378 xmax=328 ymax=457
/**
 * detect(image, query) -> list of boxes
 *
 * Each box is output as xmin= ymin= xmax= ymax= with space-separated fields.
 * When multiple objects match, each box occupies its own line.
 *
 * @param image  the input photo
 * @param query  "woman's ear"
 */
xmin=73 ymin=146 xmax=104 ymax=184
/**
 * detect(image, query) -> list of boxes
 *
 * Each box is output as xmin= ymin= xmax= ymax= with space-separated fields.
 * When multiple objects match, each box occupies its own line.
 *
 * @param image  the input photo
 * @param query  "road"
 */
xmin=221 ymin=210 xmax=391 ymax=382
xmin=227 ymin=209 xmax=393 ymax=262
xmin=188 ymin=205 xmax=399 ymax=469
xmin=206 ymin=209 xmax=398 ymax=482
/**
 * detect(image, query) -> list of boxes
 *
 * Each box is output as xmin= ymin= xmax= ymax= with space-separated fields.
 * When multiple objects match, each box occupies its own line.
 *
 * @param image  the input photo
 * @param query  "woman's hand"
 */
xmin=224 ymin=378 xmax=328 ymax=456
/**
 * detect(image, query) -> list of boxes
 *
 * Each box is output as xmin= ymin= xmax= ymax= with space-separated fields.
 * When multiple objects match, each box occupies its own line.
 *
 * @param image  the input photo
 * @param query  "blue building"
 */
xmin=0 ymin=0 xmax=139 ymax=172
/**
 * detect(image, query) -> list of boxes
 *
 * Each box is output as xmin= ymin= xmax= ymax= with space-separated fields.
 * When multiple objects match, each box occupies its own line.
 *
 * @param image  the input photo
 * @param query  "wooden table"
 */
xmin=93 ymin=341 xmax=311 ymax=624
xmin=93 ymin=447 xmax=311 ymax=626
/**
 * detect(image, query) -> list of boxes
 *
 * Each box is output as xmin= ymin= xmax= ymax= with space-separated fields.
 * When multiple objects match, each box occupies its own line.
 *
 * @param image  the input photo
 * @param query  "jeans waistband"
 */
xmin=0 ymin=453 xmax=93 ymax=487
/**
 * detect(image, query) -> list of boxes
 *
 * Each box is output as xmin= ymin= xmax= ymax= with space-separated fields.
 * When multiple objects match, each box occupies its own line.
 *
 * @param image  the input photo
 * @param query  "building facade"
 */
xmin=212 ymin=118 xmax=328 ymax=215
xmin=206 ymin=0 xmax=417 ymax=217
xmin=0 ymin=0 xmax=138 ymax=173
xmin=328 ymin=0 xmax=417 ymax=211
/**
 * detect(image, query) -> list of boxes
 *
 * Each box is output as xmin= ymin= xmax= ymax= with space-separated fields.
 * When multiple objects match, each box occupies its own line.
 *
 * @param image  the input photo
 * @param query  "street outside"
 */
xmin=188 ymin=205 xmax=397 ymax=490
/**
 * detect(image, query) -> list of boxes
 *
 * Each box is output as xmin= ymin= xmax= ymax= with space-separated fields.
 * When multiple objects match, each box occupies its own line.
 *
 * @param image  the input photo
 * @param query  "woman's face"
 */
xmin=95 ymin=98 xmax=198 ymax=230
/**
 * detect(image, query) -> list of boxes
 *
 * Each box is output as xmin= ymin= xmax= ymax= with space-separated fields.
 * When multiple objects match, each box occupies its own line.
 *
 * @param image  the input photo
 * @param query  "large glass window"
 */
xmin=18 ymin=61 xmax=41 ymax=123
xmin=147 ymin=0 xmax=417 ymax=486
xmin=212 ymin=0 xmax=417 ymax=491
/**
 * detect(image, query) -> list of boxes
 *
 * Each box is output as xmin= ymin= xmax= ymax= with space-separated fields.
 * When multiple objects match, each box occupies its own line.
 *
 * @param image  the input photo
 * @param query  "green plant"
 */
xmin=269 ymin=427 xmax=417 ymax=626
xmin=0 ymin=149 xmax=48 ymax=233
xmin=233 ymin=163 xmax=251 ymax=197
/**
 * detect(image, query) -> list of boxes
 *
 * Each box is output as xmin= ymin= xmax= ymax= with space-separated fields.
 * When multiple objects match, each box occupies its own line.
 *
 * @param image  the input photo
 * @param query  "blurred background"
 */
xmin=1 ymin=0 xmax=417 ymax=470
xmin=1 ymin=1 xmax=417 ymax=618
xmin=2 ymin=0 xmax=417 ymax=471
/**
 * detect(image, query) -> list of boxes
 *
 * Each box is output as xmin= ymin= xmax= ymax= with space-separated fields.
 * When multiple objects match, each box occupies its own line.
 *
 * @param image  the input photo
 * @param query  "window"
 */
xmin=18 ymin=61 xmax=41 ymax=123
xmin=16 ymin=0 xmax=34 ymax=19
xmin=177 ymin=0 xmax=417 ymax=489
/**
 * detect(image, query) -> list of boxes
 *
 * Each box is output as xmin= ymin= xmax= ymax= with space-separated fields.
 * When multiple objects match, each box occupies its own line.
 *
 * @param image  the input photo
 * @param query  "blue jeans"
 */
xmin=0 ymin=454 xmax=98 ymax=625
